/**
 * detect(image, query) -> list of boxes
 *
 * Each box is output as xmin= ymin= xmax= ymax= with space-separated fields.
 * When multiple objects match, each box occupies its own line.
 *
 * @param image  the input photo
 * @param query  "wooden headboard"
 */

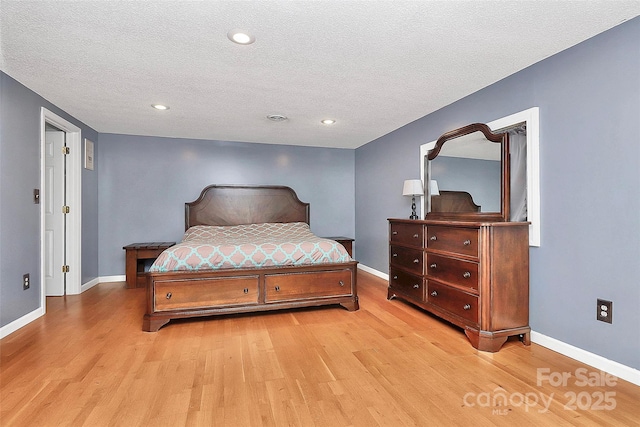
xmin=430 ymin=190 xmax=481 ymax=213
xmin=185 ymin=185 xmax=310 ymax=229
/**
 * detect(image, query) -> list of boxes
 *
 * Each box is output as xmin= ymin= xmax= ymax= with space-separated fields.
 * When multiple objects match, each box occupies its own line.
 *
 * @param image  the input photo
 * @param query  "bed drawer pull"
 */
xmin=463 ymin=304 xmax=472 ymax=310
xmin=463 ymin=239 xmax=471 ymax=246
xmin=275 ymin=286 xmax=280 ymax=292
xmin=430 ymin=290 xmax=438 ymax=297
xmin=339 ymin=280 xmax=345 ymax=287
xmin=243 ymin=288 xmax=249 ymax=294
xmin=463 ymin=271 xmax=471 ymax=279
xmin=430 ymin=235 xmax=437 ymax=241
xmin=166 ymin=292 xmax=172 ymax=299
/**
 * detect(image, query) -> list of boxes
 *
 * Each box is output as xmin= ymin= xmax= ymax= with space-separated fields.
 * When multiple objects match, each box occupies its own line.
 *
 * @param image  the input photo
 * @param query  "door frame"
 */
xmin=40 ymin=107 xmax=82 ymax=303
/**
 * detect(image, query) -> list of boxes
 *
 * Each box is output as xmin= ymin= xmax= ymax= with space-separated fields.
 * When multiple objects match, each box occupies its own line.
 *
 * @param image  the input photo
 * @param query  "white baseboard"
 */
xmin=358 ymin=264 xmax=640 ymax=387
xmin=99 ymin=274 xmax=126 ymax=283
xmin=0 ymin=306 xmax=45 ymax=339
xmin=1 ymin=275 xmax=125 ymax=339
xmin=81 ymin=277 xmax=100 ymax=292
xmin=531 ymin=331 xmax=640 ymax=386
xmin=357 ymin=263 xmax=388 ymax=280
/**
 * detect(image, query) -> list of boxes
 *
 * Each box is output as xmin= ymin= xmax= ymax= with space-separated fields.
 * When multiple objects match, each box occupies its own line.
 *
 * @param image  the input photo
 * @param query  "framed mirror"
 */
xmin=425 ymin=123 xmax=510 ymax=221
xmin=420 ymin=107 xmax=540 ymax=245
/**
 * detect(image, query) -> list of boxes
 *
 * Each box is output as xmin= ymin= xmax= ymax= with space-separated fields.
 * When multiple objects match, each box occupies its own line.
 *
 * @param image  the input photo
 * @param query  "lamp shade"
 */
xmin=402 ymin=179 xmax=423 ymax=196
xmin=430 ymin=180 xmax=440 ymax=196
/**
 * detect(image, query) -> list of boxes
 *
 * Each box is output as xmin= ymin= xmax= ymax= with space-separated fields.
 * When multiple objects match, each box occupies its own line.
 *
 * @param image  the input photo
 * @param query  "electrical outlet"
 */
xmin=23 ymin=273 xmax=30 ymax=290
xmin=596 ymin=299 xmax=612 ymax=324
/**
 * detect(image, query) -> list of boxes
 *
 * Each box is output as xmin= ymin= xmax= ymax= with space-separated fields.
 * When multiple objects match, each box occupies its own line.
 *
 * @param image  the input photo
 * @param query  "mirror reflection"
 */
xmin=424 ymin=123 xmax=509 ymax=221
xmin=427 ymin=130 xmax=502 ymax=213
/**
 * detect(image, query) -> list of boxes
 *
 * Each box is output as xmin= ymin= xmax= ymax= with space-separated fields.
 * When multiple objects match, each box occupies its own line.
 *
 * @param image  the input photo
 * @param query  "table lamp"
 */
xmin=402 ymin=179 xmax=423 ymax=220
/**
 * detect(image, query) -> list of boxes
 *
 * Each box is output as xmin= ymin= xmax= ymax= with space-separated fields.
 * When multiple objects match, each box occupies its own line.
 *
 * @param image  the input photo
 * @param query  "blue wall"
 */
xmin=355 ymin=18 xmax=640 ymax=369
xmin=0 ymin=72 xmax=99 ymax=327
xmin=2 ymin=17 xmax=638 ymax=374
xmin=431 ymin=156 xmax=501 ymax=212
xmin=97 ymin=134 xmax=355 ymax=276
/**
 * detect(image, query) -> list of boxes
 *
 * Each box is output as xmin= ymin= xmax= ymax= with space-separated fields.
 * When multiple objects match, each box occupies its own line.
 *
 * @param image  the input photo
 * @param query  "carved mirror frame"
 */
xmin=426 ymin=122 xmax=510 ymax=222
xmin=420 ymin=107 xmax=540 ymax=246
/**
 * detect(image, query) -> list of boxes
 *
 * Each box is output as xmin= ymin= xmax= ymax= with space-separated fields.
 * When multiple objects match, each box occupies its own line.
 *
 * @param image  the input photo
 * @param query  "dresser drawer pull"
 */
xmin=430 ymin=235 xmax=437 ymax=241
xmin=430 ymin=290 xmax=438 ymax=297
xmin=463 ymin=304 xmax=472 ymax=310
xmin=463 ymin=239 xmax=471 ymax=246
xmin=392 ymin=253 xmax=398 ymax=257
xmin=166 ymin=292 xmax=172 ymax=299
xmin=413 ymin=259 xmax=420 ymax=264
xmin=413 ymin=284 xmax=420 ymax=289
xmin=392 ymin=231 xmax=398 ymax=235
xmin=413 ymin=233 xmax=419 ymax=238
xmin=243 ymin=288 xmax=249 ymax=294
xmin=430 ymin=263 xmax=437 ymax=269
xmin=463 ymin=271 xmax=471 ymax=279
xmin=393 ymin=275 xmax=398 ymax=280
xmin=339 ymin=280 xmax=345 ymax=287
xmin=275 ymin=286 xmax=280 ymax=292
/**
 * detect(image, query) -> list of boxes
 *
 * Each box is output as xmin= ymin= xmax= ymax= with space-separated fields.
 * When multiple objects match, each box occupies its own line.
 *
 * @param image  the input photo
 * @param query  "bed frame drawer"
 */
xmin=154 ymin=276 xmax=260 ymax=311
xmin=265 ymin=269 xmax=353 ymax=302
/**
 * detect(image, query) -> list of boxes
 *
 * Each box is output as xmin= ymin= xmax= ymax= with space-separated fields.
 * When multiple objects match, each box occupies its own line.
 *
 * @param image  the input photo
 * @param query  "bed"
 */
xmin=143 ymin=184 xmax=359 ymax=332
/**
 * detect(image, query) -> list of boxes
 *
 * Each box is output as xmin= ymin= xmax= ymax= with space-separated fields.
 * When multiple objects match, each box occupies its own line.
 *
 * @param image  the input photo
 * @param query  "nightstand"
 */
xmin=123 ymin=242 xmax=175 ymax=289
xmin=324 ymin=237 xmax=354 ymax=258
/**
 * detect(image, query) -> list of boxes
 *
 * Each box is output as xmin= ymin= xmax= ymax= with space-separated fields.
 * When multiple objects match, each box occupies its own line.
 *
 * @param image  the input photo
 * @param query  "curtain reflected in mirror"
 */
xmin=508 ymin=125 xmax=527 ymax=222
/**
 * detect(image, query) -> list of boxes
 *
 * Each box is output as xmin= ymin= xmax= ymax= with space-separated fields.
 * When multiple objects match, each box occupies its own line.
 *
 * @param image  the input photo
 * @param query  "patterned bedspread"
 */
xmin=149 ymin=222 xmax=351 ymax=272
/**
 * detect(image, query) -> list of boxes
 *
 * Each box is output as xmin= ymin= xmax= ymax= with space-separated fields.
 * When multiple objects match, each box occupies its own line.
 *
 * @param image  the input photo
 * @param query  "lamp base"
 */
xmin=409 ymin=196 xmax=418 ymax=220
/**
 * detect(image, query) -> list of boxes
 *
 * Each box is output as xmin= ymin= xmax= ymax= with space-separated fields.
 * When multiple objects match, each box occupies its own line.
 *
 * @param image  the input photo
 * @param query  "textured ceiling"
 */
xmin=1 ymin=1 xmax=638 ymax=149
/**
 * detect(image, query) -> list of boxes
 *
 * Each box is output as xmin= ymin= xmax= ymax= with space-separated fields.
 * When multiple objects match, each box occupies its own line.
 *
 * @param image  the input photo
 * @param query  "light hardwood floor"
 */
xmin=1 ymin=271 xmax=638 ymax=426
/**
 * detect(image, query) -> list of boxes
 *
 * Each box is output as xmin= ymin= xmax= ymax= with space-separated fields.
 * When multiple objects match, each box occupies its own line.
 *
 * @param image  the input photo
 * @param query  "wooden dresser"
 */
xmin=388 ymin=218 xmax=530 ymax=352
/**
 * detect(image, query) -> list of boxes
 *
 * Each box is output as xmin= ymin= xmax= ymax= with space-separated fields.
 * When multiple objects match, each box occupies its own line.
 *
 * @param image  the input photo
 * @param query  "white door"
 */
xmin=44 ymin=128 xmax=66 ymax=296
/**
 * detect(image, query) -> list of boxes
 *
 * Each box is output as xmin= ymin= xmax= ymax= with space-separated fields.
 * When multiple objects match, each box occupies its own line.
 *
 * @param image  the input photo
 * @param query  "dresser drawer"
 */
xmin=390 ymin=245 xmax=424 ymax=275
xmin=427 ymin=282 xmax=478 ymax=324
xmin=390 ymin=222 xmax=424 ymax=247
xmin=264 ymin=269 xmax=352 ymax=302
xmin=426 ymin=226 xmax=478 ymax=258
xmin=426 ymin=254 xmax=478 ymax=292
xmin=154 ymin=276 xmax=259 ymax=311
xmin=389 ymin=267 xmax=424 ymax=300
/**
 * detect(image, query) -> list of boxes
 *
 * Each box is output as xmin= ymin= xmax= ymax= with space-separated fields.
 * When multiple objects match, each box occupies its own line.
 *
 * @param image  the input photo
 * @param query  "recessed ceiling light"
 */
xmin=151 ymin=104 xmax=169 ymax=110
xmin=227 ymin=30 xmax=255 ymax=45
xmin=267 ymin=114 xmax=288 ymax=122
xmin=321 ymin=119 xmax=336 ymax=125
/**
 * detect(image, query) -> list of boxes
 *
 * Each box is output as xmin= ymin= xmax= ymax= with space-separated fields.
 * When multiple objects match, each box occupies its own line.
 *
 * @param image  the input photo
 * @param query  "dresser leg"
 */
xmin=465 ymin=329 xmax=508 ymax=353
xmin=142 ymin=315 xmax=170 ymax=332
